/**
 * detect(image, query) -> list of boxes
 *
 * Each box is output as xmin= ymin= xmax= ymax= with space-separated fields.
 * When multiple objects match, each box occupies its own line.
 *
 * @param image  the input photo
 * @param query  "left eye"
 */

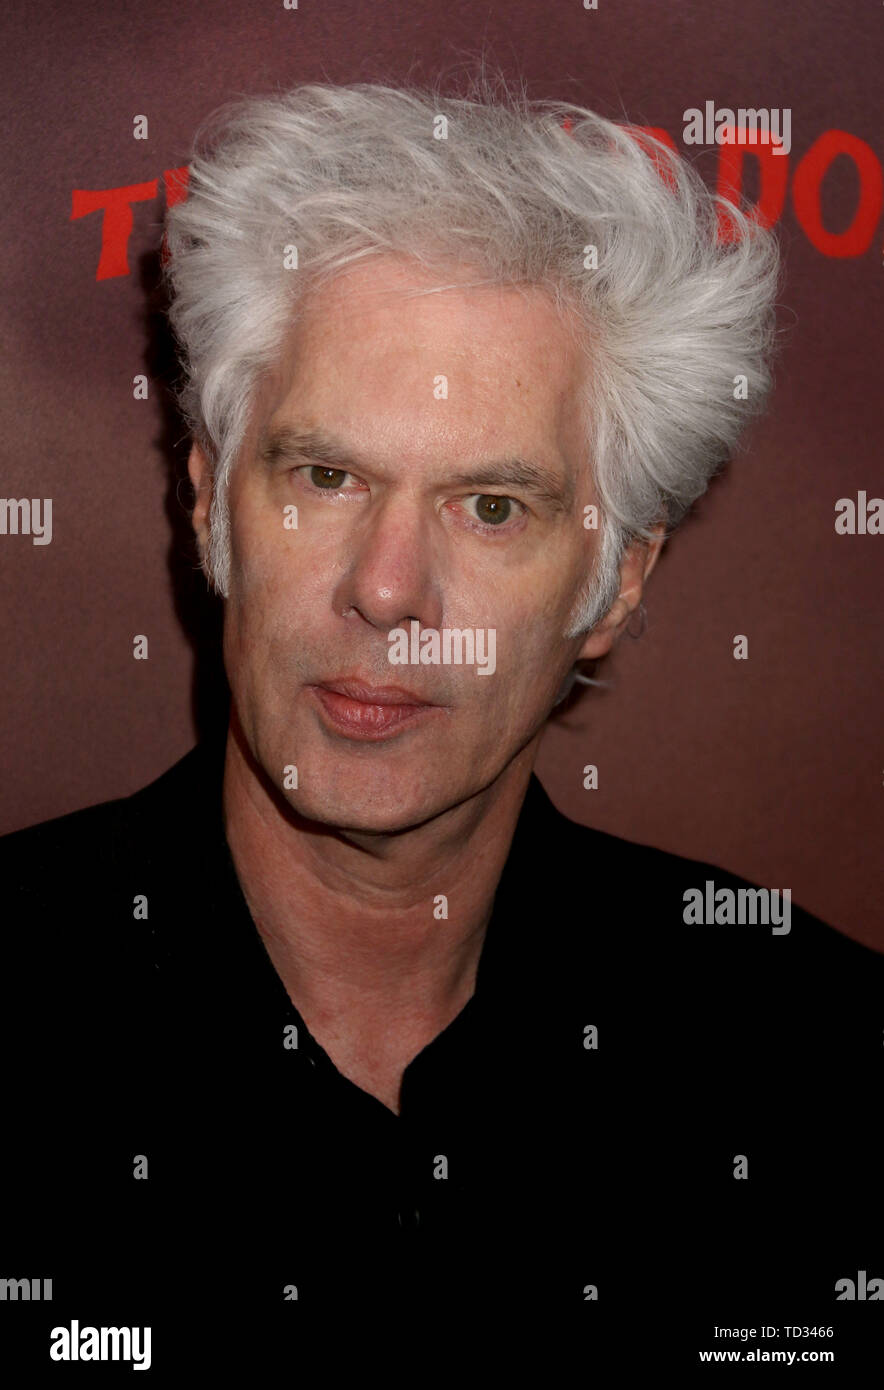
xmin=463 ymin=495 xmax=523 ymax=527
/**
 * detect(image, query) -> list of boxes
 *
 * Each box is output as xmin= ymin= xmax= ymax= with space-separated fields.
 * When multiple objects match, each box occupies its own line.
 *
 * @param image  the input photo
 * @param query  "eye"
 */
xmin=296 ymin=464 xmax=362 ymax=492
xmin=461 ymin=494 xmax=525 ymax=529
xmin=295 ymin=467 xmax=525 ymax=533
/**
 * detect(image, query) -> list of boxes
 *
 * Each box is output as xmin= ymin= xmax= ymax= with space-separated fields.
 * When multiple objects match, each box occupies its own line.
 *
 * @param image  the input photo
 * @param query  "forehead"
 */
xmin=260 ymin=257 xmax=588 ymax=455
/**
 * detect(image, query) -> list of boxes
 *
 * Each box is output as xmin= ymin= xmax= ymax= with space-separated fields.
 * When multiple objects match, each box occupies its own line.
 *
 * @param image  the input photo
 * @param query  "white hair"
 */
xmin=164 ymin=76 xmax=781 ymax=646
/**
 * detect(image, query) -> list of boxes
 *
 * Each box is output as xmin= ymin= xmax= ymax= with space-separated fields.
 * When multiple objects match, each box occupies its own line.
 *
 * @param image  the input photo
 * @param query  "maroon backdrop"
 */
xmin=1 ymin=0 xmax=882 ymax=949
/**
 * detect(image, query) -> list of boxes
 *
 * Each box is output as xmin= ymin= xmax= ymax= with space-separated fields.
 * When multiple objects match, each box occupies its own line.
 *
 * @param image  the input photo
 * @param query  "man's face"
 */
xmin=199 ymin=258 xmax=607 ymax=832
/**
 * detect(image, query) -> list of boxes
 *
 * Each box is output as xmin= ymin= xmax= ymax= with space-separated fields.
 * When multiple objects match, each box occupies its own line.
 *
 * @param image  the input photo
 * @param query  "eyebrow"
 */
xmin=258 ymin=426 xmax=575 ymax=513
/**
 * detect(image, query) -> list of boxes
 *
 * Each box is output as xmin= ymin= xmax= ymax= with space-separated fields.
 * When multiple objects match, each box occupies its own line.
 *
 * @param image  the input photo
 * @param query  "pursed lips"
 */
xmin=316 ymin=678 xmax=435 ymax=706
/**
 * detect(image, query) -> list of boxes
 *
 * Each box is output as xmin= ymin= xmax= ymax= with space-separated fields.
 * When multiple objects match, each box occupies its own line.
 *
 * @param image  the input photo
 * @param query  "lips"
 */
xmin=309 ymin=678 xmax=441 ymax=740
xmin=317 ymin=679 xmax=433 ymax=706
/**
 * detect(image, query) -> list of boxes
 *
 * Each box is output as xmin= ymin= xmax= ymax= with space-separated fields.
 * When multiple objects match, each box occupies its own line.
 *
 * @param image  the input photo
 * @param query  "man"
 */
xmin=2 ymin=81 xmax=881 ymax=1364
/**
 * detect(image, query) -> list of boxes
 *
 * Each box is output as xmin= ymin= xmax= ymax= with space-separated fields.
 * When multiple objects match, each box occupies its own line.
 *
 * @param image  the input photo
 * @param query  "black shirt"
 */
xmin=2 ymin=732 xmax=882 ymax=1367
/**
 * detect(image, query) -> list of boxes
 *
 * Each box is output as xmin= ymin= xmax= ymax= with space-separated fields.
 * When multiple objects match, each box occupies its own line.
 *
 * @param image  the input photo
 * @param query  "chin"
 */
xmin=292 ymin=789 xmax=432 ymax=835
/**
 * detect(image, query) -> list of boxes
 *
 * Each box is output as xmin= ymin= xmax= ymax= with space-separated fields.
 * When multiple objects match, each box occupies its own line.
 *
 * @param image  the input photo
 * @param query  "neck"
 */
xmin=221 ymin=718 xmax=537 ymax=1031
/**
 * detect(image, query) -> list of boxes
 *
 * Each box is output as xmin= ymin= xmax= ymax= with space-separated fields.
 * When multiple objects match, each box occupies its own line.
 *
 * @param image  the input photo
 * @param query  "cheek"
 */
xmin=225 ymin=548 xmax=279 ymax=670
xmin=507 ymin=625 xmax=568 ymax=692
xmin=230 ymin=506 xmax=271 ymax=588
xmin=234 ymin=479 xmax=330 ymax=584
xmin=227 ymin=547 xmax=308 ymax=683
xmin=228 ymin=503 xmax=300 ymax=622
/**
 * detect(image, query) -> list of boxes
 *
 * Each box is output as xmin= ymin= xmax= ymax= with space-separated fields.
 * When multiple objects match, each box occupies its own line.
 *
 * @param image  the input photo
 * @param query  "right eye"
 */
xmin=296 ymin=465 xmax=361 ymax=492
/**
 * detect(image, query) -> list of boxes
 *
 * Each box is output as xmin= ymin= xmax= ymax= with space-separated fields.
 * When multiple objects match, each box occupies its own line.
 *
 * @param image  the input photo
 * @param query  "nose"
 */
xmin=330 ymin=493 xmax=445 ymax=636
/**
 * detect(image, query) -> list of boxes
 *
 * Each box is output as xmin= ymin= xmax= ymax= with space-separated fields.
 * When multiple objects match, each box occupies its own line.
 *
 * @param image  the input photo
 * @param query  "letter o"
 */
xmin=791 ymin=130 xmax=884 ymax=257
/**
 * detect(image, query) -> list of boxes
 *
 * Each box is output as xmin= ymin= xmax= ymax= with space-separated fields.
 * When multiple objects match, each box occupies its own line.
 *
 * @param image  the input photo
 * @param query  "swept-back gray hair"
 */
xmin=164 ymin=77 xmax=780 ymax=642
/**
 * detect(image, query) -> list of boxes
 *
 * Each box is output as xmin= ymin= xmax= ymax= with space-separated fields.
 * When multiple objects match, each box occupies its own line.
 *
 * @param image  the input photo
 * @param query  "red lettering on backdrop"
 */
xmin=70 ymin=181 xmax=158 ymax=280
xmin=563 ymin=118 xmax=679 ymax=191
xmin=714 ymin=124 xmax=789 ymax=241
xmin=75 ymin=129 xmax=884 ymax=277
xmin=581 ymin=122 xmax=780 ymax=238
xmin=629 ymin=126 xmax=679 ymax=192
xmin=160 ymin=165 xmax=190 ymax=266
xmin=791 ymin=130 xmax=883 ymax=257
xmin=164 ymin=165 xmax=189 ymax=207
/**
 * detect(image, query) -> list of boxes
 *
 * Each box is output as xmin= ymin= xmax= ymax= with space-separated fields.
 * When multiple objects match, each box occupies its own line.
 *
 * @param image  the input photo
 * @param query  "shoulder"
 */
xmin=0 ymin=796 xmax=124 ymax=887
xmin=0 ymin=742 xmax=209 ymax=882
xmin=528 ymin=774 xmax=883 ymax=979
xmin=0 ymin=744 xmax=211 ymax=997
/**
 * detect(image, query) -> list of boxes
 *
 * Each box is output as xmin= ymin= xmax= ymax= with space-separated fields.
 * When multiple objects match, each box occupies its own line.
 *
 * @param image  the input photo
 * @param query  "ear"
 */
xmin=187 ymin=441 xmax=214 ymax=564
xmin=576 ymin=526 xmax=665 ymax=662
